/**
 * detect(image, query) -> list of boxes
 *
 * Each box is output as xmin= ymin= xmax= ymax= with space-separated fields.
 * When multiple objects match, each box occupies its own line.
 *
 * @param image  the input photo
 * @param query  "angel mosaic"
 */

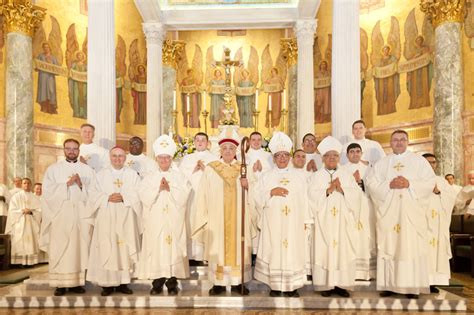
xmin=234 ymin=46 xmax=259 ymax=128
xmin=402 ymin=8 xmax=434 ymax=109
xmin=371 ymin=17 xmax=401 ymax=116
xmin=360 ymin=28 xmax=369 ymax=105
xmin=129 ymin=38 xmax=147 ymax=125
xmin=66 ymin=24 xmax=88 ymax=119
xmin=176 ymin=44 xmax=203 ymax=128
xmin=205 ymin=46 xmax=225 ymax=128
xmin=260 ymin=44 xmax=287 ymax=128
xmin=115 ymin=35 xmax=126 ymax=123
xmin=33 ymin=16 xmax=63 ymax=115
xmin=313 ymin=34 xmax=332 ymax=124
xmin=466 ymin=1 xmax=474 ymax=46
xmin=0 ymin=16 xmax=4 ymax=63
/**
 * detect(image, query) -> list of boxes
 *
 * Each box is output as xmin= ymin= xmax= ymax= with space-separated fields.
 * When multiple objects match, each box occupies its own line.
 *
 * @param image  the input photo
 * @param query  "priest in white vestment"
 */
xmin=0 ymin=183 xmax=11 ymax=217
xmin=254 ymin=132 xmax=311 ymax=297
xmin=79 ymin=123 xmax=110 ymax=172
xmin=445 ymin=174 xmax=463 ymax=196
xmin=126 ymin=136 xmax=157 ymax=179
xmin=193 ymin=127 xmax=255 ymax=296
xmin=309 ymin=136 xmax=362 ymax=298
xmin=9 ymin=177 xmax=22 ymax=197
xmin=178 ymin=132 xmax=218 ymax=263
xmin=341 ymin=142 xmax=376 ymax=280
xmin=454 ymin=171 xmax=474 ymax=215
xmin=341 ymin=120 xmax=386 ymax=166
xmin=422 ymin=153 xmax=456 ymax=292
xmin=138 ymin=135 xmax=191 ymax=296
xmin=6 ymin=178 xmax=47 ymax=265
xmin=366 ymin=130 xmax=435 ymax=298
xmin=87 ymin=147 xmax=142 ymax=296
xmin=40 ymin=138 xmax=96 ymax=296
xmin=302 ymin=133 xmax=322 ymax=171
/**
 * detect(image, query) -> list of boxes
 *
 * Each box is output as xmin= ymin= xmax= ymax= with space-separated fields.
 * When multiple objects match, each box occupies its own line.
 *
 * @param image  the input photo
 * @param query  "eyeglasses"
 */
xmin=64 ymin=147 xmax=79 ymax=151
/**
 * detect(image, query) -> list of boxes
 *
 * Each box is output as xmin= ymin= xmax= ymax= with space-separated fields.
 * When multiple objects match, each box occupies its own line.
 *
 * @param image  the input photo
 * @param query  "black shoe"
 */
xmin=69 ymin=286 xmax=86 ymax=294
xmin=54 ymin=287 xmax=66 ymax=296
xmin=150 ymin=277 xmax=166 ymax=295
xmin=168 ymin=287 xmax=179 ymax=296
xmin=284 ymin=290 xmax=300 ymax=298
xmin=209 ymin=285 xmax=226 ymax=296
xmin=334 ymin=286 xmax=350 ymax=298
xmin=231 ymin=284 xmax=249 ymax=296
xmin=430 ymin=285 xmax=439 ymax=293
xmin=116 ymin=284 xmax=133 ymax=294
xmin=380 ymin=290 xmax=394 ymax=297
xmin=165 ymin=277 xmax=179 ymax=295
xmin=150 ymin=287 xmax=162 ymax=295
xmin=269 ymin=290 xmax=283 ymax=297
xmin=101 ymin=287 xmax=114 ymax=296
xmin=321 ymin=290 xmax=332 ymax=297
xmin=307 ymin=275 xmax=313 ymax=281
xmin=406 ymin=294 xmax=419 ymax=299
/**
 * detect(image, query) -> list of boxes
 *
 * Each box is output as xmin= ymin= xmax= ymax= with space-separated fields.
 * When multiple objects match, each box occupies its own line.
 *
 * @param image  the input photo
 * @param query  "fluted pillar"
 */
xmin=294 ymin=20 xmax=316 ymax=142
xmin=1 ymin=1 xmax=45 ymax=183
xmin=143 ymin=22 xmax=166 ymax=157
xmin=331 ymin=0 xmax=360 ymax=143
xmin=87 ymin=0 xmax=116 ymax=149
xmin=421 ymin=0 xmax=465 ymax=181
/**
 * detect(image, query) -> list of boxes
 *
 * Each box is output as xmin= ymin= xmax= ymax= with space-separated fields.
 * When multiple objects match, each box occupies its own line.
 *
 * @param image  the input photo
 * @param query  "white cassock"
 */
xmin=40 ymin=160 xmax=96 ymax=288
xmin=5 ymin=191 xmax=47 ymax=265
xmin=341 ymin=138 xmax=386 ymax=166
xmin=9 ymin=187 xmax=22 ymax=197
xmin=80 ymin=142 xmax=110 ymax=172
xmin=193 ymin=160 xmax=256 ymax=286
xmin=247 ymin=148 xmax=274 ymax=176
xmin=366 ymin=151 xmax=435 ymax=294
xmin=427 ymin=176 xmax=456 ymax=285
xmin=178 ymin=150 xmax=218 ymax=261
xmin=125 ymin=153 xmax=158 ymax=180
xmin=0 ymin=184 xmax=11 ymax=216
xmin=305 ymin=153 xmax=323 ymax=171
xmin=309 ymin=168 xmax=361 ymax=291
xmin=86 ymin=167 xmax=142 ymax=287
xmin=138 ymin=167 xmax=191 ymax=280
xmin=254 ymin=167 xmax=312 ymax=291
xmin=454 ymin=185 xmax=474 ymax=215
xmin=341 ymin=161 xmax=376 ymax=280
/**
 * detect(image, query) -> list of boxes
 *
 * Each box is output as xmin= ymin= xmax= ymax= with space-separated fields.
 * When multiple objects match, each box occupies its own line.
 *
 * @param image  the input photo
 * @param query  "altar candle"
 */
xmin=255 ymin=89 xmax=259 ymax=110
xmin=173 ymin=90 xmax=176 ymax=110
xmin=186 ymin=94 xmax=190 ymax=113
xmin=203 ymin=92 xmax=207 ymax=111
xmin=268 ymin=94 xmax=272 ymax=111
xmin=283 ymin=89 xmax=286 ymax=110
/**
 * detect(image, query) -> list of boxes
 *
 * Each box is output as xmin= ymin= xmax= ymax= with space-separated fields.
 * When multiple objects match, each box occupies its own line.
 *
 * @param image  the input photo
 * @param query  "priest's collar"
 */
xmin=219 ymin=158 xmax=237 ymax=165
xmin=393 ymin=150 xmax=409 ymax=157
xmin=66 ymin=159 xmax=78 ymax=163
xmin=111 ymin=167 xmax=124 ymax=174
xmin=324 ymin=167 xmax=338 ymax=172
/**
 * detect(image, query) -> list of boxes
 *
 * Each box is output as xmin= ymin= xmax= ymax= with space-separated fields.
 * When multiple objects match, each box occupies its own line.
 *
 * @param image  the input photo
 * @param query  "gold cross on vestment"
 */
xmin=282 ymin=239 xmax=288 ymax=249
xmin=333 ymin=240 xmax=338 ymax=248
xmin=331 ymin=207 xmax=338 ymax=217
xmin=163 ymin=205 xmax=169 ymax=213
xmin=357 ymin=221 xmax=363 ymax=230
xmin=117 ymin=240 xmax=125 ymax=245
xmin=160 ymin=141 xmax=169 ymax=147
xmin=431 ymin=209 xmax=438 ymax=219
xmin=165 ymin=235 xmax=172 ymax=245
xmin=280 ymin=178 xmax=290 ymax=186
xmin=393 ymin=162 xmax=404 ymax=172
xmin=429 ymin=238 xmax=438 ymax=248
xmin=282 ymin=205 xmax=291 ymax=216
xmin=127 ymin=160 xmax=135 ymax=166
xmin=393 ymin=224 xmax=401 ymax=233
xmin=113 ymin=178 xmax=123 ymax=188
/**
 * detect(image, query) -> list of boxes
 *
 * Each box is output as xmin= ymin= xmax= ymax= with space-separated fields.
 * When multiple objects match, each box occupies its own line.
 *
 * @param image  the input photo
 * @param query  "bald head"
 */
xmin=110 ymin=147 xmax=126 ymax=169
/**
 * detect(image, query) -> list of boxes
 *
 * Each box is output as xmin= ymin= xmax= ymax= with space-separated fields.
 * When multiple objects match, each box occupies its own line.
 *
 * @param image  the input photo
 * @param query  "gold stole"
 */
xmin=208 ymin=161 xmax=241 ymax=268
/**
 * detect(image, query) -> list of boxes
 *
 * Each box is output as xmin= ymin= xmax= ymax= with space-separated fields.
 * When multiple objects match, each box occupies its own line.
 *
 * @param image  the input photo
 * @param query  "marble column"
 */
xmin=280 ymin=38 xmax=298 ymax=145
xmin=87 ymin=0 xmax=116 ymax=149
xmin=421 ymin=0 xmax=465 ymax=181
xmin=1 ymin=1 xmax=45 ymax=183
xmin=294 ymin=20 xmax=316 ymax=142
xmin=143 ymin=22 xmax=166 ymax=157
xmin=331 ymin=0 xmax=360 ymax=143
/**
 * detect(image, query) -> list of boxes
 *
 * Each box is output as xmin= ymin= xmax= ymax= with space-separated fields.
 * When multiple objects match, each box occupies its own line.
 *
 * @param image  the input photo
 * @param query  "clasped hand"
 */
xmin=389 ymin=176 xmax=410 ymax=189
xmin=306 ymin=160 xmax=317 ymax=172
xmin=67 ymin=174 xmax=83 ymax=188
xmin=159 ymin=177 xmax=170 ymax=192
xmin=327 ymin=178 xmax=343 ymax=195
xmin=193 ymin=160 xmax=205 ymax=173
xmin=108 ymin=193 xmax=123 ymax=203
xmin=270 ymin=187 xmax=289 ymax=197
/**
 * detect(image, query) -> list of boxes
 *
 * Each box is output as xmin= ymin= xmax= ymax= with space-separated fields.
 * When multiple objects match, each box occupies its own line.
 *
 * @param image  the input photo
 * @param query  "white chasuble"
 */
xmin=138 ymin=168 xmax=191 ymax=280
xmin=366 ymin=151 xmax=435 ymax=294
xmin=253 ymin=167 xmax=312 ymax=291
xmin=126 ymin=153 xmax=158 ymax=179
xmin=40 ymin=160 xmax=96 ymax=287
xmin=86 ymin=167 xmax=142 ymax=286
xmin=341 ymin=138 xmax=386 ymax=166
xmin=305 ymin=153 xmax=323 ymax=171
xmin=6 ymin=191 xmax=47 ymax=265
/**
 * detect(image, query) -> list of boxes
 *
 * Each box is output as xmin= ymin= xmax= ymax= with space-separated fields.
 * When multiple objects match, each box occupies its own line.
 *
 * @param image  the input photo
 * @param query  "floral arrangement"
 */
xmin=262 ymin=135 xmax=271 ymax=153
xmin=174 ymin=135 xmax=195 ymax=159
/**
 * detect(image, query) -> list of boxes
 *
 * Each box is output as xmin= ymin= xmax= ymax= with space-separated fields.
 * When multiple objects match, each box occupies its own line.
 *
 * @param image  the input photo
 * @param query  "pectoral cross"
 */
xmin=393 ymin=224 xmax=401 ymax=233
xmin=331 ymin=206 xmax=338 ymax=217
xmin=279 ymin=178 xmax=290 ymax=186
xmin=165 ymin=235 xmax=172 ymax=245
xmin=431 ymin=209 xmax=438 ymax=219
xmin=282 ymin=239 xmax=288 ymax=249
xmin=113 ymin=178 xmax=123 ymax=188
xmin=393 ymin=162 xmax=404 ymax=172
xmin=281 ymin=205 xmax=291 ymax=216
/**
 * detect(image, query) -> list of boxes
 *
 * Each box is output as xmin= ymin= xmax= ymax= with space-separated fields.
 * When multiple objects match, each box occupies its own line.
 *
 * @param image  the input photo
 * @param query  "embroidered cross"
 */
xmin=431 ymin=209 xmax=438 ymax=219
xmin=113 ymin=179 xmax=123 ymax=188
xmin=160 ymin=141 xmax=169 ymax=147
xmin=279 ymin=178 xmax=290 ymax=186
xmin=331 ymin=207 xmax=338 ymax=217
xmin=163 ymin=205 xmax=169 ymax=213
xmin=282 ymin=205 xmax=291 ymax=216
xmin=117 ymin=240 xmax=125 ymax=245
xmin=333 ymin=240 xmax=338 ymax=248
xmin=165 ymin=235 xmax=172 ymax=245
xmin=357 ymin=221 xmax=363 ymax=230
xmin=127 ymin=160 xmax=135 ymax=166
xmin=429 ymin=238 xmax=437 ymax=248
xmin=393 ymin=162 xmax=404 ymax=172
xmin=393 ymin=224 xmax=401 ymax=233
xmin=282 ymin=239 xmax=288 ymax=249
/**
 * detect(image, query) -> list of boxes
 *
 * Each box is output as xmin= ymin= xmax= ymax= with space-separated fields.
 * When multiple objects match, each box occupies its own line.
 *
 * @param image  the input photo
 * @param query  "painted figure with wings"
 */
xmin=261 ymin=44 xmax=287 ymax=128
xmin=115 ymin=35 xmax=126 ymax=123
xmin=313 ymin=34 xmax=332 ymax=124
xmin=33 ymin=16 xmax=62 ymax=115
xmin=404 ymin=8 xmax=434 ymax=109
xmin=234 ymin=46 xmax=258 ymax=128
xmin=66 ymin=24 xmax=88 ymax=119
xmin=129 ymin=38 xmax=147 ymax=125
xmin=205 ymin=46 xmax=225 ymax=128
xmin=176 ymin=44 xmax=203 ymax=129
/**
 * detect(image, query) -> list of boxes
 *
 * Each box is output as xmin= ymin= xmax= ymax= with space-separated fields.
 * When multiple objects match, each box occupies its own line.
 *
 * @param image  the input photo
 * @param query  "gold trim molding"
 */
xmin=369 ymin=126 xmax=431 ymax=144
xmin=1 ymin=0 xmax=46 ymax=37
xmin=280 ymin=38 xmax=298 ymax=67
xmin=162 ymin=39 xmax=185 ymax=69
xmin=420 ymin=0 xmax=465 ymax=29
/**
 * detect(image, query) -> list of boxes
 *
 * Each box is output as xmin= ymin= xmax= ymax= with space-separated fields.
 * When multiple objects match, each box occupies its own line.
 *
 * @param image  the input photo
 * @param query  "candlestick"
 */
xmin=201 ymin=109 xmax=209 ymax=134
xmin=268 ymin=94 xmax=272 ymax=111
xmin=255 ymin=89 xmax=259 ymax=110
xmin=172 ymin=109 xmax=179 ymax=135
xmin=281 ymin=108 xmax=288 ymax=133
xmin=252 ymin=109 xmax=260 ymax=132
xmin=283 ymin=89 xmax=286 ymax=110
xmin=203 ymin=92 xmax=207 ymax=112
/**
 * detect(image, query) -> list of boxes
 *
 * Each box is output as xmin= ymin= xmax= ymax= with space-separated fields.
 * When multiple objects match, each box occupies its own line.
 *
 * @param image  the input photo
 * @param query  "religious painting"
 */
xmin=80 ymin=0 xmax=88 ymax=16
xmin=400 ymin=9 xmax=434 ymax=110
xmin=234 ymin=46 xmax=259 ymax=128
xmin=32 ymin=16 xmax=63 ymax=115
xmin=465 ymin=0 xmax=474 ymax=48
xmin=260 ymin=44 xmax=287 ymax=128
xmin=313 ymin=34 xmax=332 ymax=124
xmin=66 ymin=24 xmax=88 ymax=119
xmin=176 ymin=44 xmax=203 ymax=128
xmin=129 ymin=38 xmax=147 ymax=125
xmin=0 ymin=16 xmax=4 ymax=64
xmin=360 ymin=28 xmax=369 ymax=106
xmin=371 ymin=17 xmax=401 ymax=116
xmin=360 ymin=0 xmax=385 ymax=14
xmin=115 ymin=35 xmax=127 ymax=123
xmin=205 ymin=46 xmax=226 ymax=128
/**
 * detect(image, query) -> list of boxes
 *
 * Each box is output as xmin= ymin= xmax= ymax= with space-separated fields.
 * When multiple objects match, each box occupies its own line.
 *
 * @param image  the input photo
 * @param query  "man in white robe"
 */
xmin=33 ymin=183 xmax=42 ymax=197
xmin=138 ymin=135 xmax=191 ymax=295
xmin=179 ymin=132 xmax=218 ymax=264
xmin=9 ymin=177 xmax=22 ymax=197
xmin=309 ymin=136 xmax=362 ymax=298
xmin=247 ymin=131 xmax=273 ymax=177
xmin=341 ymin=120 xmax=386 ymax=166
xmin=445 ymin=174 xmax=462 ymax=196
xmin=454 ymin=171 xmax=474 ymax=214
xmin=302 ymin=133 xmax=322 ymax=171
xmin=79 ymin=123 xmax=110 ymax=172
xmin=126 ymin=136 xmax=157 ymax=179
xmin=0 ymin=183 xmax=10 ymax=217
xmin=40 ymin=138 xmax=96 ymax=296
xmin=193 ymin=127 xmax=255 ymax=296
xmin=366 ymin=130 xmax=435 ymax=298
xmin=87 ymin=147 xmax=142 ymax=296
xmin=254 ymin=132 xmax=311 ymax=297
xmin=422 ymin=153 xmax=456 ymax=292
xmin=341 ymin=143 xmax=376 ymax=280
xmin=6 ymin=178 xmax=47 ymax=266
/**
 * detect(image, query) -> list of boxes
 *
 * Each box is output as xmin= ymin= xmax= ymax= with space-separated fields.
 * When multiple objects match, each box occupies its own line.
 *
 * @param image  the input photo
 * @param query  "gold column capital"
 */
xmin=1 ymin=0 xmax=46 ymax=37
xmin=420 ymin=0 xmax=465 ymax=29
xmin=162 ymin=39 xmax=186 ymax=69
xmin=280 ymin=38 xmax=298 ymax=67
